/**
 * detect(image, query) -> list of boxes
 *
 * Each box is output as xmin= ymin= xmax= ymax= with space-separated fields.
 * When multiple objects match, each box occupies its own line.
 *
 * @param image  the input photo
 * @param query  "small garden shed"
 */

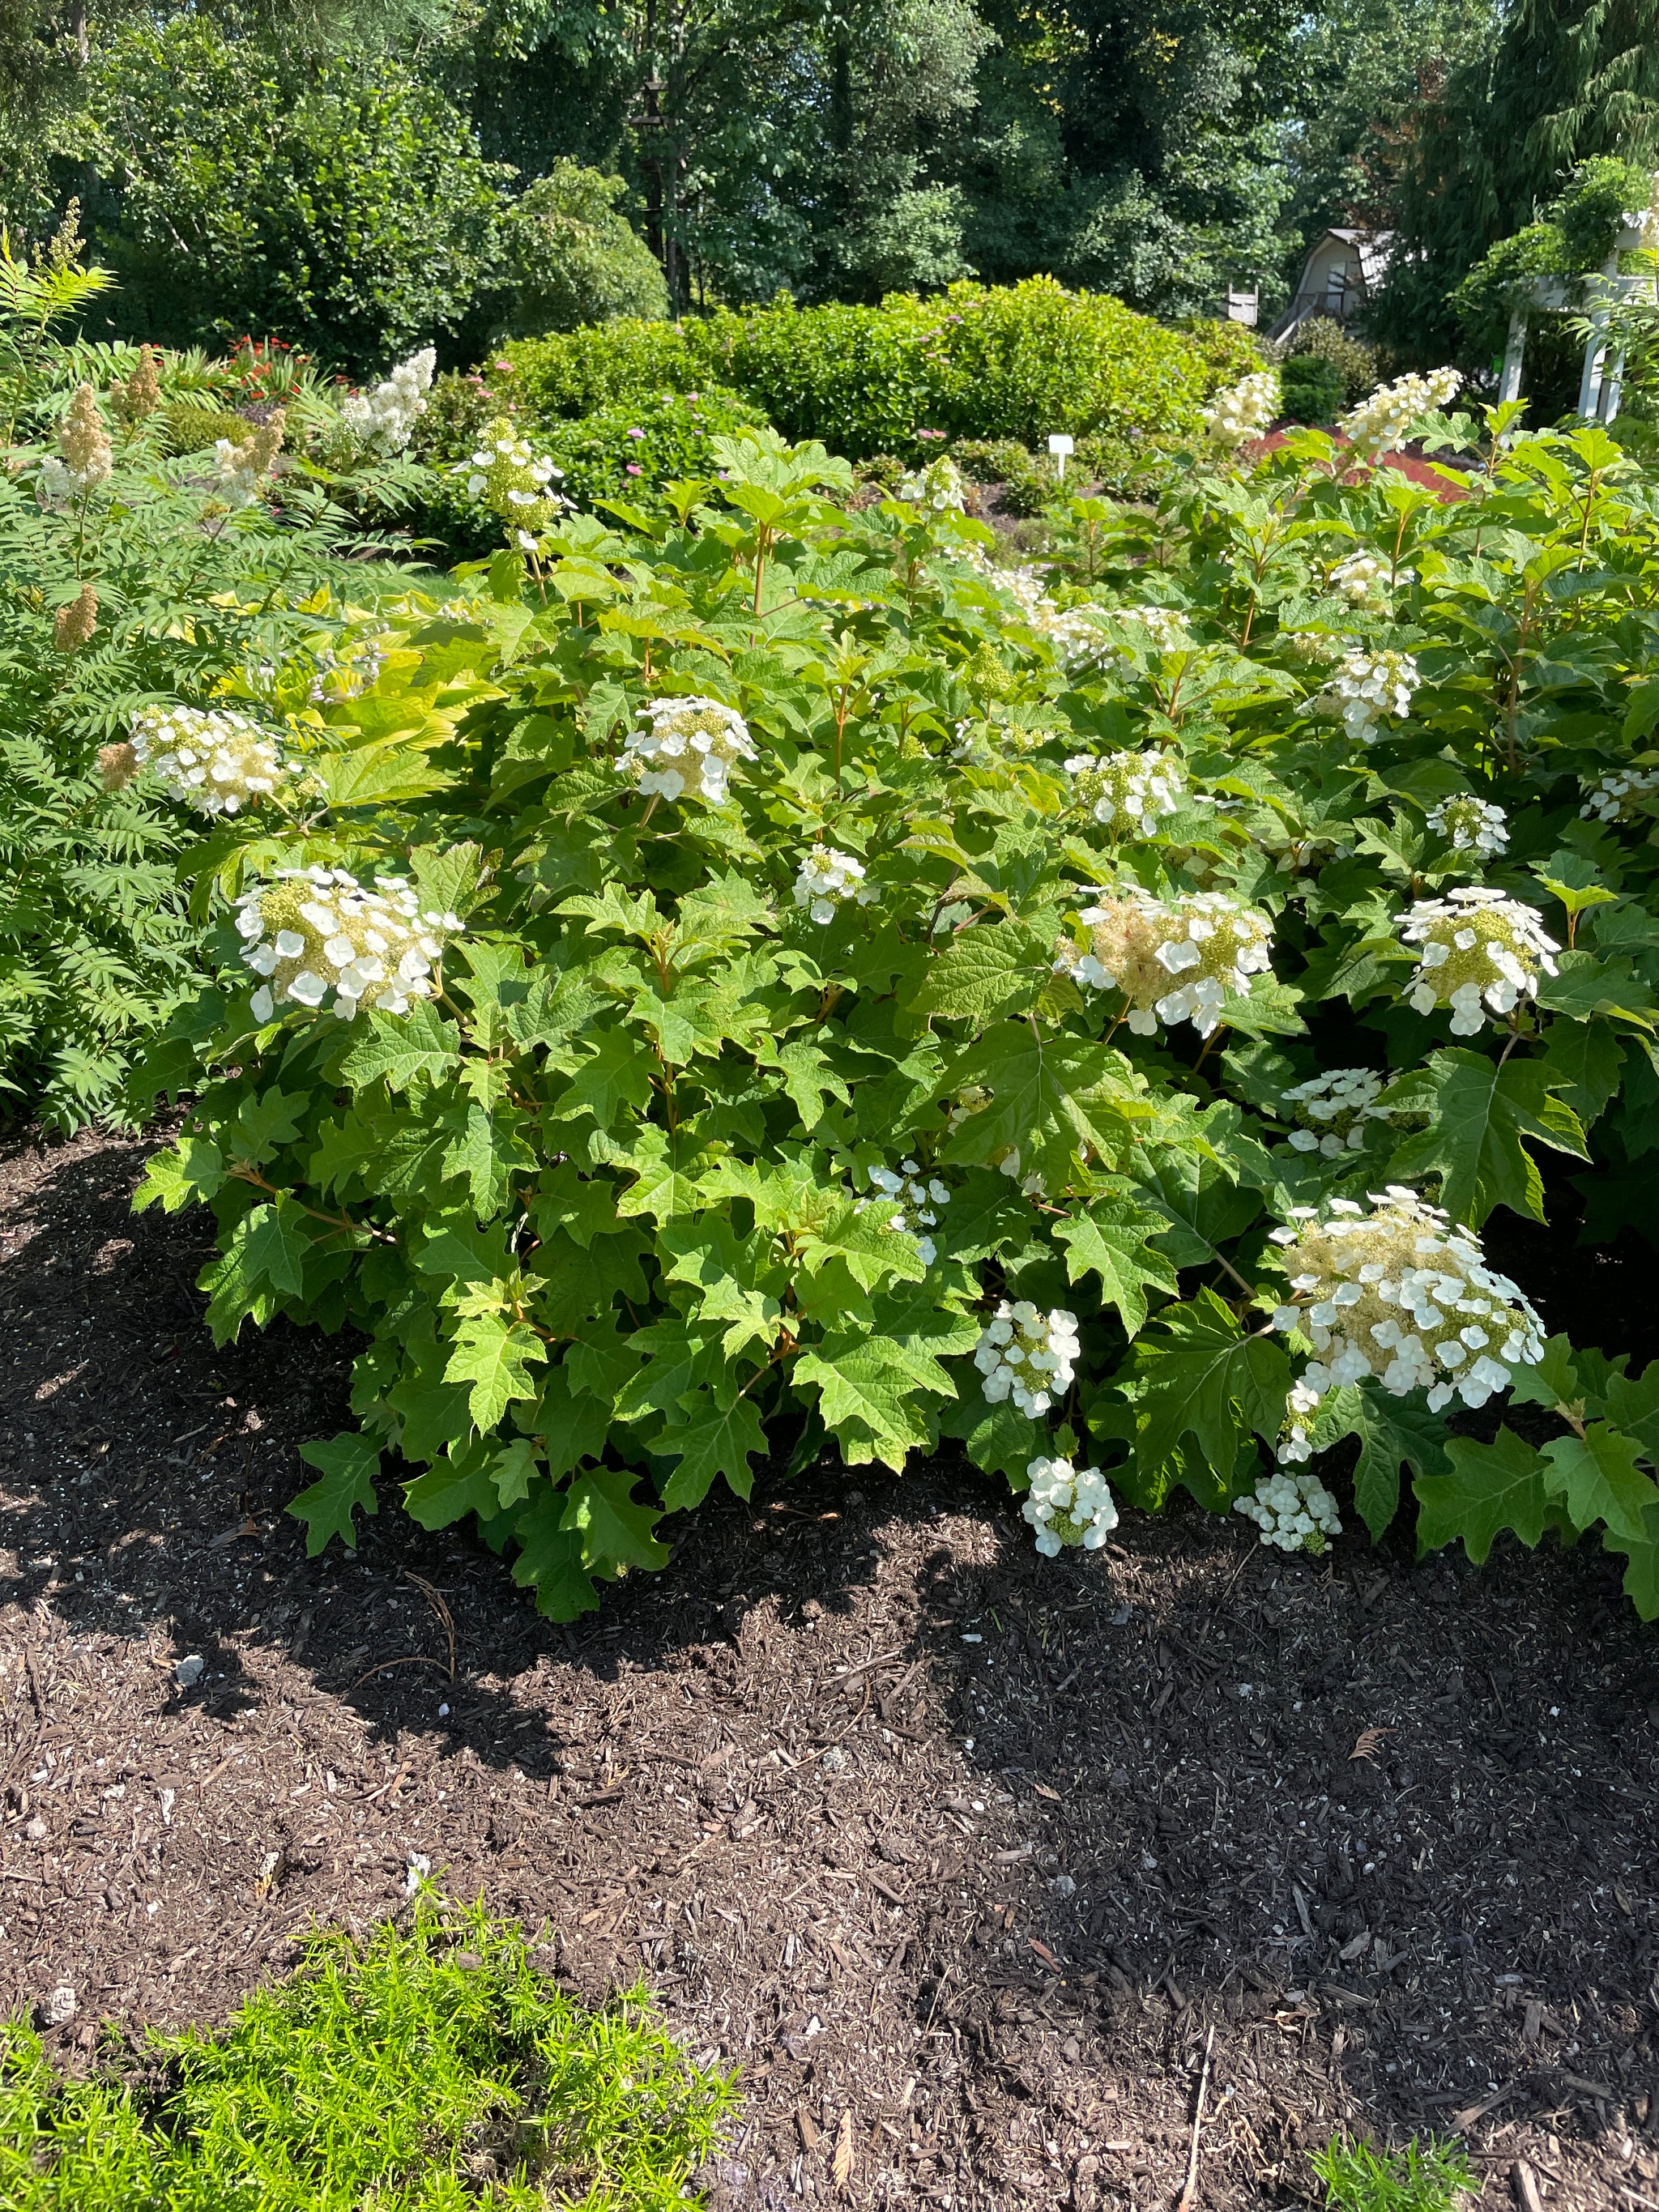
xmin=1270 ymin=227 xmax=1393 ymax=339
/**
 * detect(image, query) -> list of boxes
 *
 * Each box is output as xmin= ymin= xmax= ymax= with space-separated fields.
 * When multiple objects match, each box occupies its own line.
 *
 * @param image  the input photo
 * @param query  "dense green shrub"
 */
xmin=542 ymin=390 xmax=771 ymax=515
xmin=0 ymin=1897 xmax=733 ymax=2209
xmin=953 ymin=438 xmax=1060 ymax=516
xmin=498 ymin=280 xmax=1260 ymax=465
xmin=129 ymin=396 xmax=1659 ymax=1626
xmin=1280 ymin=354 xmax=1346 ymax=425
xmin=1282 ymin=317 xmax=1378 ymax=407
xmin=500 ymin=164 xmax=670 ymax=337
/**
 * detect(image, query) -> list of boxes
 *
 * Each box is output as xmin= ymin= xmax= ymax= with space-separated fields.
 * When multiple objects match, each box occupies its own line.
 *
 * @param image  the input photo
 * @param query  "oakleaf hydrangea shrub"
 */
xmin=130 ymin=411 xmax=1659 ymax=1622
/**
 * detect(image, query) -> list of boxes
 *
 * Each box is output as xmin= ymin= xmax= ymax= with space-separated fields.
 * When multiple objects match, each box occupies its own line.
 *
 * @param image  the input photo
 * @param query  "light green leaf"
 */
xmin=241 ymin=1197 xmax=309 ymax=1298
xmin=1538 ymin=1423 xmax=1657 ymax=1540
xmin=340 ymin=1003 xmax=461 ymax=1093
xmin=1382 ymin=1049 xmax=1587 ymax=1226
xmin=1117 ymin=1289 xmax=1290 ymax=1497
xmin=492 ymin=1436 xmax=542 ymax=1509
xmin=288 ymin=1432 xmax=381 ymax=1556
xmin=404 ymin=1440 xmax=500 ymax=1530
xmin=443 ymin=1315 xmax=548 ymax=1430
xmin=1414 ymin=1426 xmax=1549 ymax=1562
xmin=134 ymin=1136 xmax=224 ymax=1214
xmin=909 ymin=924 xmax=1043 ymax=1021
xmin=795 ymin=1340 xmax=938 ymax=1469
xmin=1056 ymin=1203 xmax=1179 ymax=1337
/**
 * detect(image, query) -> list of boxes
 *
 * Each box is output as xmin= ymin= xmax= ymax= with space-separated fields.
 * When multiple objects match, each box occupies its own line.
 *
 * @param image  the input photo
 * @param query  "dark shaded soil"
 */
xmin=2 ymin=1127 xmax=1658 ymax=2210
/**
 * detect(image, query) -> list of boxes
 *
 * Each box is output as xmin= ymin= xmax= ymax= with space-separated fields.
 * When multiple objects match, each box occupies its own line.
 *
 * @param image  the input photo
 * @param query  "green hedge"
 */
xmin=497 ymin=278 xmax=1260 ymax=471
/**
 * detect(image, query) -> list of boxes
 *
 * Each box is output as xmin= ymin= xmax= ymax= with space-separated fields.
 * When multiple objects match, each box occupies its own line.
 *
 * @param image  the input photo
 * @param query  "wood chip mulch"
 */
xmin=2 ymin=1125 xmax=1657 ymax=2210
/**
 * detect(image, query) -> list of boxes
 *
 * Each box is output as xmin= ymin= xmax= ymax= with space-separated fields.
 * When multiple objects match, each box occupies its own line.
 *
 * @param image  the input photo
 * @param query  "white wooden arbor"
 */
xmin=1498 ymin=209 xmax=1657 ymax=422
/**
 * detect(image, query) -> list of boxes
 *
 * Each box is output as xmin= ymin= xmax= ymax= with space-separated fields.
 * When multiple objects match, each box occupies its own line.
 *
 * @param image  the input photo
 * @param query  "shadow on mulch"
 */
xmin=1 ymin=1124 xmax=1657 ymax=2211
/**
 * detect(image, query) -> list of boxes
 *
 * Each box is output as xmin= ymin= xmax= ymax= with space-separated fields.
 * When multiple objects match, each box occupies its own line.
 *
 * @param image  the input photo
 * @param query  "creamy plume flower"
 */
xmin=1062 ymin=749 xmax=1185 ymax=838
xmin=1338 ymin=369 xmax=1462 ymax=461
xmin=38 ymin=384 xmax=112 ymax=506
xmin=214 ymin=410 xmax=286 ymax=509
xmin=130 ymin=704 xmax=286 ymax=817
xmin=1022 ymin=1455 xmax=1118 ymax=1556
xmin=342 ymin=347 xmax=436 ymax=454
xmin=1201 ymin=370 xmax=1279 ymax=449
xmin=1427 ymin=794 xmax=1508 ymax=859
xmin=53 ymin=584 xmax=97 ymax=652
xmin=1054 ymin=887 xmax=1273 ymax=1038
xmin=1399 ymin=885 xmax=1557 ymax=1034
xmin=114 ymin=345 xmax=161 ymax=426
xmin=794 ymin=845 xmax=876 ymax=923
xmin=234 ymin=864 xmax=463 ymax=1022
xmin=620 ymin=696 xmax=755 ymax=806
xmin=97 ymin=741 xmax=138 ymax=793
xmin=974 ymin=1302 xmax=1080 ymax=1418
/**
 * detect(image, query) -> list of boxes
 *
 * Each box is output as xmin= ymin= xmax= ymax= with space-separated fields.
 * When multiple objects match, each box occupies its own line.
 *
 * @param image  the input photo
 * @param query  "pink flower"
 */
xmin=626 ymin=462 xmax=643 ymax=475
xmin=626 ymin=427 xmax=645 ymax=439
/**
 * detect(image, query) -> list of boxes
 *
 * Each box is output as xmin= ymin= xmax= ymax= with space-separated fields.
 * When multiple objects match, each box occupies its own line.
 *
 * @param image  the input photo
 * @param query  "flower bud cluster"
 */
xmin=620 ymin=696 xmax=756 ymax=805
xmin=1401 ymin=885 xmax=1557 ymax=1034
xmin=235 ymin=865 xmax=463 ymax=1022
xmin=1280 ymin=1068 xmax=1390 ymax=1156
xmin=1427 ymin=794 xmax=1508 ymax=859
xmin=1328 ymin=552 xmax=1388 ymax=605
xmin=1580 ymin=765 xmax=1659 ymax=822
xmin=864 ymin=1159 xmax=950 ymax=1266
xmin=214 ymin=411 xmax=286 ymax=509
xmin=1324 ymin=646 xmax=1419 ymax=740
xmin=308 ymin=639 xmax=387 ymax=704
xmin=1269 ymin=1187 xmax=1545 ymax=1437
xmin=1062 ymin=749 xmax=1185 ymax=838
xmin=975 ymin=1302 xmax=1080 ymax=1418
xmin=1201 ymin=371 xmax=1279 ymax=449
xmin=1338 ymin=369 xmax=1462 ymax=461
xmin=130 ymin=703 xmax=285 ymax=816
xmin=341 ymin=347 xmax=435 ymax=454
xmin=1055 ymin=888 xmax=1273 ymax=1038
xmin=53 ymin=583 xmax=97 ymax=652
xmin=114 ymin=346 xmax=161 ymax=427
xmin=794 ymin=845 xmax=876 ymax=923
xmin=38 ymin=384 xmax=112 ymax=505
xmin=898 ymin=454 xmax=966 ymax=512
xmin=463 ymin=419 xmax=565 ymax=545
xmin=1022 ymin=1455 xmax=1118 ymax=1557
xmin=1233 ymin=1470 xmax=1341 ymax=1552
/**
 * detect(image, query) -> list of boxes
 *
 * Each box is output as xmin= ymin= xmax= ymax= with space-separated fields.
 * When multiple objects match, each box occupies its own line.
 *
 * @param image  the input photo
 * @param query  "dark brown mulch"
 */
xmin=2 ymin=1127 xmax=1658 ymax=2210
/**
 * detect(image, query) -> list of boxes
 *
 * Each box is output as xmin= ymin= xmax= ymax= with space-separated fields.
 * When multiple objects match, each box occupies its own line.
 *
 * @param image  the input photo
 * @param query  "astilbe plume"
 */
xmin=235 ymin=866 xmax=463 ymax=1022
xmin=1062 ymin=749 xmax=1184 ymax=838
xmin=620 ymin=697 xmax=755 ymax=805
xmin=1338 ymin=369 xmax=1461 ymax=461
xmin=793 ymin=845 xmax=875 ymax=923
xmin=38 ymin=384 xmax=113 ymax=505
xmin=1055 ymin=888 xmax=1273 ymax=1038
xmin=114 ymin=345 xmax=161 ymax=426
xmin=1022 ymin=1456 xmax=1118 ymax=1556
xmin=1201 ymin=370 xmax=1279 ymax=449
xmin=53 ymin=584 xmax=97 ymax=652
xmin=1427 ymin=794 xmax=1508 ymax=859
xmin=1269 ymin=1188 xmax=1546 ymax=1455
xmin=1399 ymin=885 xmax=1557 ymax=1034
xmin=130 ymin=704 xmax=286 ymax=817
xmin=214 ymin=410 xmax=286 ymax=509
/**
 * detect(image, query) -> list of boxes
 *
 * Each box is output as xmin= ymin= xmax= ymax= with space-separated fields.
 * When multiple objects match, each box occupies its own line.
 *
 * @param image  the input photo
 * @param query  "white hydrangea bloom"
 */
xmin=794 ymin=845 xmax=876 ymax=924
xmin=1030 ymin=603 xmax=1115 ymax=672
xmin=620 ymin=696 xmax=756 ymax=806
xmin=897 ymin=454 xmax=966 ymax=512
xmin=1063 ymin=749 xmax=1185 ymax=838
xmin=1233 ymin=1469 xmax=1342 ymax=1552
xmin=862 ymin=1158 xmax=950 ymax=1266
xmin=1338 ymin=368 xmax=1462 ymax=461
xmin=1427 ymin=794 xmax=1508 ymax=859
xmin=1324 ymin=646 xmax=1420 ymax=741
xmin=1280 ymin=1067 xmax=1391 ymax=1157
xmin=1268 ymin=1186 xmax=1546 ymax=1438
xmin=234 ymin=864 xmax=463 ymax=1023
xmin=974 ymin=1302 xmax=1081 ymax=1418
xmin=1201 ymin=370 xmax=1279 ymax=449
xmin=1580 ymin=765 xmax=1659 ymax=822
xmin=130 ymin=703 xmax=285 ymax=816
xmin=1022 ymin=1455 xmax=1119 ymax=1557
xmin=341 ymin=347 xmax=436 ymax=454
xmin=1400 ymin=885 xmax=1558 ymax=1034
xmin=1054 ymin=887 xmax=1273 ymax=1038
xmin=1328 ymin=552 xmax=1389 ymax=605
xmin=461 ymin=419 xmax=565 ymax=544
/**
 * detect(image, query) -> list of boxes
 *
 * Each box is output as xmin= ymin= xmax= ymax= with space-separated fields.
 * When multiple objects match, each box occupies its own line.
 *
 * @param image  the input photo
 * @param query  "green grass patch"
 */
xmin=1311 ymin=2133 xmax=1474 ymax=2212
xmin=0 ymin=1898 xmax=735 ymax=2209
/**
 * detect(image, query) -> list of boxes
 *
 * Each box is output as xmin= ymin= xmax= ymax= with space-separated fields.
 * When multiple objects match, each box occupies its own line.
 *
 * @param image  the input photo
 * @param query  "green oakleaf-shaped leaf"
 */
xmin=511 ymin=1486 xmax=603 ymax=1619
xmin=1601 ymin=1362 xmax=1659 ymax=1454
xmin=1414 ymin=1426 xmax=1548 ymax=1562
xmin=909 ymin=924 xmax=1044 ymax=1022
xmin=561 ymin=1467 xmax=670 ymax=1574
xmin=1308 ymin=1383 xmax=1451 ymax=1541
xmin=134 ymin=1136 xmax=224 ymax=1214
xmin=657 ymin=1390 xmax=768 ymax=1511
xmin=1602 ymin=1501 xmax=1659 ymax=1620
xmin=1056 ymin=1203 xmax=1179 ymax=1337
xmin=795 ymin=1340 xmax=940 ymax=1469
xmin=404 ymin=1438 xmax=500 ymax=1530
xmin=1116 ymin=1289 xmax=1290 ymax=1494
xmin=937 ymin=1390 xmax=1042 ymax=1485
xmin=1381 ymin=1049 xmax=1587 ymax=1226
xmin=241 ymin=1196 xmax=310 ymax=1298
xmin=444 ymin=1315 xmax=547 ymax=1430
xmin=1539 ymin=1423 xmax=1657 ymax=1540
xmin=289 ymin=1432 xmax=381 ymax=1556
xmin=341 ymin=1003 xmax=461 ymax=1093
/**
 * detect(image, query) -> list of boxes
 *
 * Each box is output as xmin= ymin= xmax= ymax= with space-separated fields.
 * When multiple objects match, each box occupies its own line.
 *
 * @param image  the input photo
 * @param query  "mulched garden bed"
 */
xmin=2 ymin=1125 xmax=1657 ymax=2210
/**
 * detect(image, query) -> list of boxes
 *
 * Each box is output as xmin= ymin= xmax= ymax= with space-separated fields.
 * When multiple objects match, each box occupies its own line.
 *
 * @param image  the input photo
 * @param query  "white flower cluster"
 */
xmin=1400 ymin=885 xmax=1558 ymax=1034
xmin=1269 ymin=1187 xmax=1546 ymax=1442
xmin=864 ymin=1159 xmax=950 ymax=1265
xmin=1031 ymin=603 xmax=1115 ymax=672
xmin=1201 ymin=370 xmax=1279 ymax=449
xmin=1233 ymin=1470 xmax=1342 ymax=1551
xmin=1580 ymin=765 xmax=1659 ymax=822
xmin=341 ymin=347 xmax=436 ymax=454
xmin=620 ymin=696 xmax=756 ymax=806
xmin=1055 ymin=888 xmax=1273 ymax=1038
xmin=1324 ymin=646 xmax=1420 ymax=741
xmin=308 ymin=639 xmax=387 ymax=704
xmin=212 ymin=413 xmax=285 ymax=511
xmin=794 ymin=845 xmax=876 ymax=923
xmin=1328 ymin=552 xmax=1388 ymax=605
xmin=975 ymin=1302 xmax=1080 ymax=1418
xmin=1427 ymin=794 xmax=1508 ymax=859
xmin=130 ymin=703 xmax=285 ymax=816
xmin=1338 ymin=368 xmax=1462 ymax=461
xmin=462 ymin=419 xmax=565 ymax=547
xmin=1063 ymin=749 xmax=1185 ymax=838
xmin=1022 ymin=1455 xmax=1118 ymax=1557
xmin=37 ymin=385 xmax=112 ymax=507
xmin=898 ymin=454 xmax=966 ymax=511
xmin=235 ymin=865 xmax=463 ymax=1022
xmin=1280 ymin=1068 xmax=1390 ymax=1157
